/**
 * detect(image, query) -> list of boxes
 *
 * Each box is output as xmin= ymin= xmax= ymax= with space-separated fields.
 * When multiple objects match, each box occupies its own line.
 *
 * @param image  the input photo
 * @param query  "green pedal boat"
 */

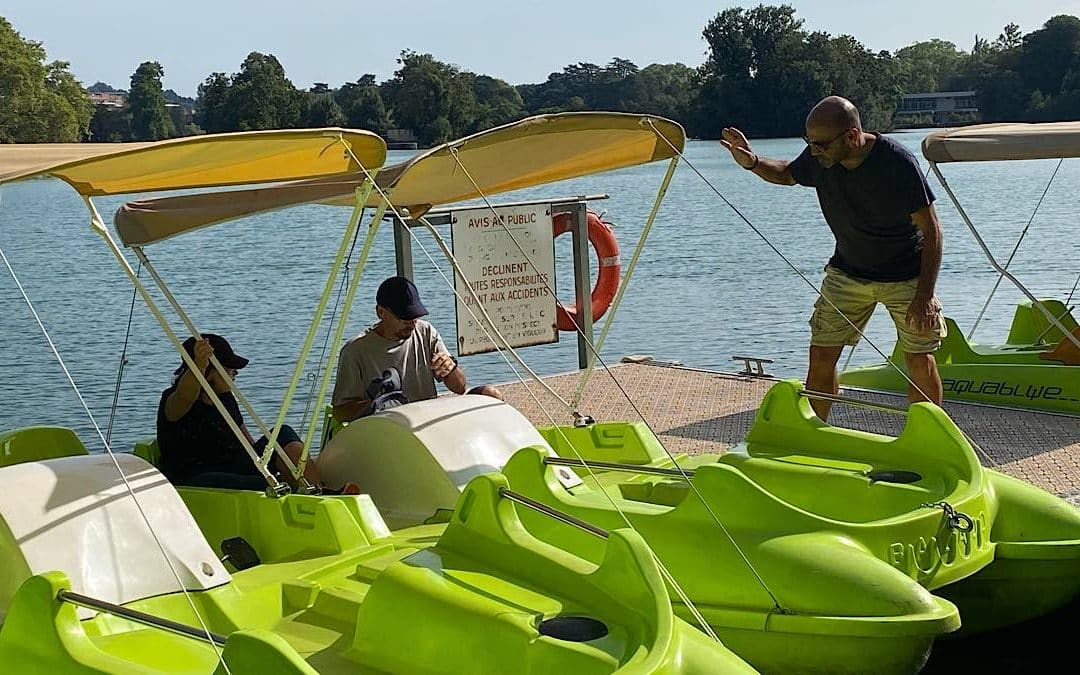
xmin=841 ymin=299 xmax=1080 ymax=415
xmin=317 ymin=380 xmax=1080 ymax=673
xmin=0 ymin=427 xmax=751 ymax=674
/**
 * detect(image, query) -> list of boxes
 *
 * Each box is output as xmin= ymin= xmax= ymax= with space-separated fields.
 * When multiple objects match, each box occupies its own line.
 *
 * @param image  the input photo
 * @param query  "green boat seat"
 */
xmin=132 ymin=437 xmax=161 ymax=466
xmin=0 ymin=426 xmax=89 ymax=468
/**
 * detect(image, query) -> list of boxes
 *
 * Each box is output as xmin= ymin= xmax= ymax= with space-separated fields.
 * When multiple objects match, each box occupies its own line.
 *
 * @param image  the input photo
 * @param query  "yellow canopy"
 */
xmin=922 ymin=122 xmax=1080 ymax=163
xmin=114 ymin=112 xmax=686 ymax=246
xmin=0 ymin=128 xmax=386 ymax=196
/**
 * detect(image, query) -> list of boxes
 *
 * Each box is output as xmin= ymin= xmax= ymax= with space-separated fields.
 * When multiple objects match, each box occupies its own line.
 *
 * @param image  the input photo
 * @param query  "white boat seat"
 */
xmin=0 ymin=454 xmax=230 ymax=620
xmin=317 ymin=395 xmax=575 ymax=529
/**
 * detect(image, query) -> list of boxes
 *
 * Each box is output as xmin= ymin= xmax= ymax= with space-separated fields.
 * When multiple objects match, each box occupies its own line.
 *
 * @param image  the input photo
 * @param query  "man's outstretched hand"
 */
xmin=720 ymin=127 xmax=757 ymax=169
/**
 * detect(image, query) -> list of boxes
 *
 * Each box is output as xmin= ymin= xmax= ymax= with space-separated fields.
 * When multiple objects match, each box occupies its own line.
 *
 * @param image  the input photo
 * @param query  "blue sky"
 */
xmin=5 ymin=1 xmax=1079 ymax=96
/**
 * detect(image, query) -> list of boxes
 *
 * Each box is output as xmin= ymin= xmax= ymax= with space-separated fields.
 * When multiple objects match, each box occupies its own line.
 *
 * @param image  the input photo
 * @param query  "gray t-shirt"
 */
xmin=332 ymin=320 xmax=450 ymax=406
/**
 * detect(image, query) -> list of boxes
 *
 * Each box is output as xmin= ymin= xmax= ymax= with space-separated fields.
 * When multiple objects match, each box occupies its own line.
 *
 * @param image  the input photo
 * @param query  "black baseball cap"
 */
xmin=176 ymin=333 xmax=249 ymax=374
xmin=376 ymin=276 xmax=428 ymax=320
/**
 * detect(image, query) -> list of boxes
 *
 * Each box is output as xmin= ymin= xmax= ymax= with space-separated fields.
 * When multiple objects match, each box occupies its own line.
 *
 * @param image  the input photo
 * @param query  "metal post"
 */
xmin=498 ymin=487 xmax=609 ymax=539
xmin=394 ymin=215 xmax=414 ymax=279
xmin=545 ymin=456 xmax=695 ymax=478
xmin=57 ymin=589 xmax=228 ymax=646
xmin=570 ymin=201 xmax=593 ymax=369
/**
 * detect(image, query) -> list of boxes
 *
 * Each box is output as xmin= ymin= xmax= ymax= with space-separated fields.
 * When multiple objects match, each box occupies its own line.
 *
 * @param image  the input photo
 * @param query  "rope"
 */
xmin=0 ymin=245 xmax=231 ymax=672
xmin=969 ymin=158 xmax=1064 ymax=339
xmin=105 ymin=260 xmax=142 ymax=444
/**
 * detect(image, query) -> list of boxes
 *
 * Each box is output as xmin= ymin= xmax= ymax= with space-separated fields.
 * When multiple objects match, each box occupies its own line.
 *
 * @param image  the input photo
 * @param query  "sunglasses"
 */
xmin=803 ymin=128 xmax=852 ymax=152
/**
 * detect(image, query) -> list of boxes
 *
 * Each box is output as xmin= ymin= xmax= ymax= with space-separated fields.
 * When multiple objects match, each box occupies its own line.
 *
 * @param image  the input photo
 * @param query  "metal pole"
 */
xmin=571 ymin=201 xmax=593 ymax=369
xmin=265 ymin=182 xmax=372 ymax=474
xmin=298 ymin=200 xmax=389 ymax=469
xmin=394 ymin=215 xmax=414 ymax=279
xmin=263 ymin=180 xmax=373 ymax=473
xmin=498 ymin=487 xmax=609 ymax=539
xmin=57 ymin=589 xmax=228 ymax=646
xmin=421 ymin=193 xmax=609 ymax=217
xmin=571 ymin=156 xmax=679 ymax=406
xmin=798 ymin=389 xmax=909 ymax=416
xmin=133 ymin=249 xmax=302 ymax=488
xmin=545 ymin=456 xmax=695 ymax=478
xmin=86 ymin=200 xmax=283 ymax=494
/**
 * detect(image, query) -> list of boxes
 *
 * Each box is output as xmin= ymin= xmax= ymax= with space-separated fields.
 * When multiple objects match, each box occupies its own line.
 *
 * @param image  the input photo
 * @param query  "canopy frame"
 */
xmin=929 ymin=161 xmax=1080 ymax=352
xmin=85 ymin=196 xmax=287 ymax=493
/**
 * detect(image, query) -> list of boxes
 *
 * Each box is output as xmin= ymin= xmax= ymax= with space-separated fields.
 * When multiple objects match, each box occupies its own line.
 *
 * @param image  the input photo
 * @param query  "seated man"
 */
xmin=157 ymin=333 xmax=354 ymax=492
xmin=331 ymin=276 xmax=503 ymax=424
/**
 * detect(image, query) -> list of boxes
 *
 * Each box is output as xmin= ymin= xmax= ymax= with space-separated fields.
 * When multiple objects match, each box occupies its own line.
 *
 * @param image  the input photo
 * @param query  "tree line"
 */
xmin=4 ymin=6 xmax=1080 ymax=145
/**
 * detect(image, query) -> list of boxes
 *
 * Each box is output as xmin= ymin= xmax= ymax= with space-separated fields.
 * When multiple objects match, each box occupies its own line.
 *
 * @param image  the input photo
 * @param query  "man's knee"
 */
xmin=467 ymin=385 xmax=504 ymax=400
xmin=808 ymin=345 xmax=844 ymax=372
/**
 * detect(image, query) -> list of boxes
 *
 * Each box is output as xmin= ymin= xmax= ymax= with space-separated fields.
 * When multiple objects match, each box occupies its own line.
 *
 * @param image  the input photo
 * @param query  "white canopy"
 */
xmin=922 ymin=122 xmax=1080 ymax=163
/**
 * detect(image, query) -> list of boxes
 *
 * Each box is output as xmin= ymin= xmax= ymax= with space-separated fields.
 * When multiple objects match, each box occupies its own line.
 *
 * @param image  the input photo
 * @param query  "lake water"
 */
xmin=2 ymin=130 xmax=1079 ymax=453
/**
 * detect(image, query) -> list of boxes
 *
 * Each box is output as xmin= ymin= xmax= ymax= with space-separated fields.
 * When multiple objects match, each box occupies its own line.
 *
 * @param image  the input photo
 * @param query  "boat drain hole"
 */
xmin=866 ymin=469 xmax=923 ymax=484
xmin=538 ymin=615 xmax=609 ymax=642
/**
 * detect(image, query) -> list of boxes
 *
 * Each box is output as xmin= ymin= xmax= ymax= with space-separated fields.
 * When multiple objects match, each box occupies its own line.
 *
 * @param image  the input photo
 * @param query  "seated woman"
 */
xmin=157 ymin=333 xmax=355 ymax=493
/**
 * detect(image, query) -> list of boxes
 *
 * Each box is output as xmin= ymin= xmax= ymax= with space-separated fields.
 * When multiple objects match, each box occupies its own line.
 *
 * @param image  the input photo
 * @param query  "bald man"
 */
xmin=720 ymin=96 xmax=945 ymax=420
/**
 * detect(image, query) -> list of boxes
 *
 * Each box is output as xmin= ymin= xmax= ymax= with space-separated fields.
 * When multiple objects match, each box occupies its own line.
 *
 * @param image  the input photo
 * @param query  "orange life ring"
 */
xmin=552 ymin=211 xmax=620 ymax=332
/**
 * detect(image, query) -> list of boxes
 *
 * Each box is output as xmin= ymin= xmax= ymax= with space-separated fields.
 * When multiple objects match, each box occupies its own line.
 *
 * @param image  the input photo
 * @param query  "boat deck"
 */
xmin=500 ymin=360 xmax=1080 ymax=501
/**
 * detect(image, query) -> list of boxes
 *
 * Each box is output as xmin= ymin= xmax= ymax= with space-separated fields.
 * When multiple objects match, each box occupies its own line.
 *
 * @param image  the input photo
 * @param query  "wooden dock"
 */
xmin=499 ymin=360 xmax=1080 ymax=501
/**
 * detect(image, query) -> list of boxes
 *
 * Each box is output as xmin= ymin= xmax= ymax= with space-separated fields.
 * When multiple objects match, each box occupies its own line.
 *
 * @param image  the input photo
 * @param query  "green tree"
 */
xmin=520 ymin=62 xmax=604 ymax=113
xmin=0 ymin=17 xmax=91 ymax=142
xmin=382 ymin=50 xmax=480 ymax=145
xmin=694 ymin=5 xmax=898 ymax=138
xmin=302 ymin=91 xmax=346 ymax=127
xmin=88 ymin=105 xmax=131 ymax=142
xmin=696 ymin=4 xmax=806 ymax=137
xmin=336 ymin=76 xmax=393 ymax=135
xmin=225 ymin=52 xmax=303 ymax=130
xmin=468 ymin=74 xmax=523 ymax=132
xmin=195 ymin=72 xmax=231 ymax=133
xmin=632 ymin=63 xmax=697 ymax=121
xmin=895 ymin=39 xmax=963 ymax=92
xmin=1019 ymin=15 xmax=1080 ymax=97
xmin=994 ymin=23 xmax=1023 ymax=51
xmin=128 ymin=61 xmax=175 ymax=140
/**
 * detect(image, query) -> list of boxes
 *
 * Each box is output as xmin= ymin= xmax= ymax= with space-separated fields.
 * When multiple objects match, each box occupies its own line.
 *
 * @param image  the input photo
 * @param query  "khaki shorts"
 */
xmin=809 ymin=265 xmax=947 ymax=354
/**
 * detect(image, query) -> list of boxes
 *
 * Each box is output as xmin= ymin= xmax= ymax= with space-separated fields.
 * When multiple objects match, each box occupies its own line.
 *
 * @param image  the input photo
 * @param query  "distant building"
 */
xmin=895 ymin=91 xmax=979 ymax=124
xmin=385 ymin=128 xmax=419 ymax=150
xmin=89 ymin=91 xmax=127 ymax=108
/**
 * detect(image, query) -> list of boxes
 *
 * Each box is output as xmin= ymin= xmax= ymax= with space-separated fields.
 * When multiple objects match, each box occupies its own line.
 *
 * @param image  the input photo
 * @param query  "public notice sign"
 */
xmin=450 ymin=204 xmax=558 ymax=356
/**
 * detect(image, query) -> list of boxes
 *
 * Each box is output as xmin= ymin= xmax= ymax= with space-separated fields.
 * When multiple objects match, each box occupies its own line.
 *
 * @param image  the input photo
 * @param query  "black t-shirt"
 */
xmin=790 ymin=133 xmax=935 ymax=282
xmin=156 ymin=386 xmax=247 ymax=481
